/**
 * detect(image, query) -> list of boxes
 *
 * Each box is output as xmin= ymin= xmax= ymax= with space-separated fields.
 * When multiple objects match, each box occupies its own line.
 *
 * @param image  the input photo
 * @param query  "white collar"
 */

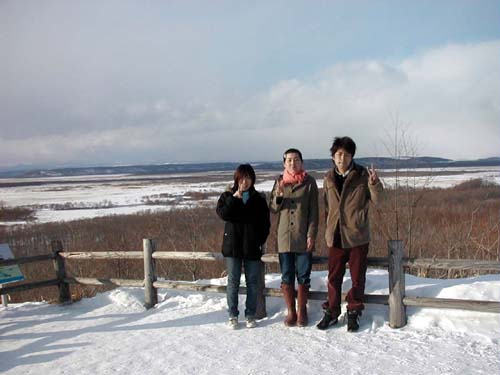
xmin=335 ymin=163 xmax=353 ymax=178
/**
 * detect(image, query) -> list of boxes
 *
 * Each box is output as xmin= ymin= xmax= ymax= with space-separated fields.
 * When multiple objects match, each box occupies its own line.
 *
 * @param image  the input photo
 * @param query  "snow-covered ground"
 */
xmin=0 ymin=175 xmax=234 ymax=224
xmin=1 ymin=270 xmax=499 ymax=374
xmin=381 ymin=165 xmax=500 ymax=189
xmin=0 ymin=166 xmax=499 ymax=225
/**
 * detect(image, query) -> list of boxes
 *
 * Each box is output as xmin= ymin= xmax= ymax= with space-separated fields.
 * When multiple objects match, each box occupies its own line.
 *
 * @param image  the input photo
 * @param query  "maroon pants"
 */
xmin=326 ymin=244 xmax=369 ymax=316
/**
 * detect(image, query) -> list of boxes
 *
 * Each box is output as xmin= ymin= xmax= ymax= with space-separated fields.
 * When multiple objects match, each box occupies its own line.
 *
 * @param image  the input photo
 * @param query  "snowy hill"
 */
xmin=2 ymin=156 xmax=500 ymax=179
xmin=1 ymin=270 xmax=499 ymax=374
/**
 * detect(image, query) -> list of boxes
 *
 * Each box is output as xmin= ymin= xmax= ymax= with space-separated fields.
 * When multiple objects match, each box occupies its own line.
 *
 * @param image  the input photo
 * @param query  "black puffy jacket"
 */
xmin=216 ymin=187 xmax=270 ymax=260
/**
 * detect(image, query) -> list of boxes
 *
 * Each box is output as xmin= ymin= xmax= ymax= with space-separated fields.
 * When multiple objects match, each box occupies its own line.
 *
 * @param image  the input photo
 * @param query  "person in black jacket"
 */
xmin=216 ymin=164 xmax=270 ymax=329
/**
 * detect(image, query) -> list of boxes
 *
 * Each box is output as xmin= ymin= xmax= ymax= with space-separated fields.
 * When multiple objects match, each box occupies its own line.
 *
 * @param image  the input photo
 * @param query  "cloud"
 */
xmin=200 ymin=40 xmax=499 ymax=161
xmin=241 ymin=40 xmax=500 ymax=160
xmin=1 ymin=39 xmax=499 ymax=168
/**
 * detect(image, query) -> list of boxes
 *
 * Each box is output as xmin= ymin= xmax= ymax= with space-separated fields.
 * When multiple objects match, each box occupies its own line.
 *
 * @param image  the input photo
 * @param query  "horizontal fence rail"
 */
xmin=403 ymin=296 xmax=499 ymax=313
xmin=1 ymin=239 xmax=499 ymax=329
xmin=0 ymin=253 xmax=54 ymax=266
xmin=0 ymin=279 xmax=60 ymax=295
xmin=5 ymin=251 xmax=499 ymax=270
xmin=403 ymin=258 xmax=500 ymax=272
xmin=59 ymin=251 xmax=143 ymax=260
xmin=65 ymin=277 xmax=144 ymax=288
xmin=52 ymin=252 xmax=500 ymax=272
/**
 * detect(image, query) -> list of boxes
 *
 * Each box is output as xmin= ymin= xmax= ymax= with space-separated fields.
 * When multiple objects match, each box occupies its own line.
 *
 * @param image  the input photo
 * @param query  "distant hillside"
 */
xmin=1 ymin=157 xmax=499 ymax=178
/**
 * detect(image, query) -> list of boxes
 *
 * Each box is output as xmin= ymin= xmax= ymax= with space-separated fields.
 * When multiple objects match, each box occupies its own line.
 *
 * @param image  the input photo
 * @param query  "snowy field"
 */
xmin=0 ymin=166 xmax=499 ymax=225
xmin=1 ymin=269 xmax=499 ymax=374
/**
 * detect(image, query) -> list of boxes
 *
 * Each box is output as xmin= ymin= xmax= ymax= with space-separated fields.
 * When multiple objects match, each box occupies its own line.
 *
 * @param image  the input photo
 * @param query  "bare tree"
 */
xmin=381 ymin=115 xmax=434 ymax=258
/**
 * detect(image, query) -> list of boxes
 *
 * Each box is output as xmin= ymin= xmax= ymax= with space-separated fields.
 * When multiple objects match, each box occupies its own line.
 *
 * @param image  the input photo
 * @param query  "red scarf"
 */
xmin=282 ymin=169 xmax=307 ymax=185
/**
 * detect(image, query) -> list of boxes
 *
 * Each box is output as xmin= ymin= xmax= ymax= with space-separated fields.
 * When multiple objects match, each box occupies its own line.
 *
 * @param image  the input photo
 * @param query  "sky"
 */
xmin=1 ymin=270 xmax=499 ymax=374
xmin=1 ymin=0 xmax=499 ymax=169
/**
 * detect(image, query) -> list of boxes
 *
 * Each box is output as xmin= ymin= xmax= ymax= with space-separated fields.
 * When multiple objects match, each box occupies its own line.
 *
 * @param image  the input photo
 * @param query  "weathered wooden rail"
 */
xmin=1 ymin=239 xmax=499 ymax=328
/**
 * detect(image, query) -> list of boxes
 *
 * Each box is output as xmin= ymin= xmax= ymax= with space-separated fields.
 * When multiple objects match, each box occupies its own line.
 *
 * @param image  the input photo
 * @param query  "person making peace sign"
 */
xmin=317 ymin=136 xmax=383 ymax=332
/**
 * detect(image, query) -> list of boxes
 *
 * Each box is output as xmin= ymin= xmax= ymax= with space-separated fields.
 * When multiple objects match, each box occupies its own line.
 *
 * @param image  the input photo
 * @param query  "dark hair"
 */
xmin=330 ymin=137 xmax=356 ymax=157
xmin=282 ymin=148 xmax=303 ymax=162
xmin=232 ymin=164 xmax=256 ymax=192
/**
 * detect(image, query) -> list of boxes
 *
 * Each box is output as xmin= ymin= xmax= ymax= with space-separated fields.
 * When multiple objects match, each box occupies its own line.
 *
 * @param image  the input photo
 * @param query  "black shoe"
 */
xmin=316 ymin=311 xmax=338 ymax=330
xmin=347 ymin=310 xmax=361 ymax=332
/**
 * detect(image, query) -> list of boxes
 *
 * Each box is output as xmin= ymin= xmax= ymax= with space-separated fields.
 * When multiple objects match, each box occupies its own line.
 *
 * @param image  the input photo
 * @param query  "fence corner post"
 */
xmin=388 ymin=240 xmax=406 ymax=328
xmin=51 ymin=240 xmax=71 ymax=304
xmin=143 ymin=238 xmax=158 ymax=309
xmin=255 ymin=260 xmax=267 ymax=319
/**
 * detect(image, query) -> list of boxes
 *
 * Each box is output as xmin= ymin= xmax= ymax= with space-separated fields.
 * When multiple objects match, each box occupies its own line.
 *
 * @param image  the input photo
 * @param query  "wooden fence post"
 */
xmin=388 ymin=240 xmax=406 ymax=328
xmin=143 ymin=238 xmax=157 ymax=308
xmin=51 ymin=240 xmax=71 ymax=304
xmin=255 ymin=261 xmax=267 ymax=319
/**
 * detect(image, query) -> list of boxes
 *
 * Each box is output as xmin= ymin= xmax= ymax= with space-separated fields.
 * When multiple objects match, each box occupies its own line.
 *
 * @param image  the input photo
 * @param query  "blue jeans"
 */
xmin=225 ymin=257 xmax=261 ymax=318
xmin=279 ymin=252 xmax=312 ymax=286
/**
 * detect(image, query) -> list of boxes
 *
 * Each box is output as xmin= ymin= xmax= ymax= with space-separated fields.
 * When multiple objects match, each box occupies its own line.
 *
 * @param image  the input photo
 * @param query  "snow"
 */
xmin=381 ymin=166 xmax=500 ymax=189
xmin=0 ymin=166 xmax=499 ymax=225
xmin=0 ymin=176 xmax=231 ymax=224
xmin=1 ymin=270 xmax=499 ymax=374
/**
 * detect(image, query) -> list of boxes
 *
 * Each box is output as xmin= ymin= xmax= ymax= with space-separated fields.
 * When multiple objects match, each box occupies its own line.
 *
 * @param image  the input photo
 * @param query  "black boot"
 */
xmin=347 ymin=310 xmax=361 ymax=332
xmin=316 ymin=310 xmax=338 ymax=330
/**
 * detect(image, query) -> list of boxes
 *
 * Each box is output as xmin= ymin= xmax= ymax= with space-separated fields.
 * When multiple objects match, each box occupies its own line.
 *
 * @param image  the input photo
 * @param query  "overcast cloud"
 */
xmin=1 ymin=1 xmax=499 ymax=168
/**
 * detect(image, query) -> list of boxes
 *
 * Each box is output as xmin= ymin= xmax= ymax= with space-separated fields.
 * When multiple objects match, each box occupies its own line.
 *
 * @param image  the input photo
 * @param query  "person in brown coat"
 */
xmin=316 ymin=136 xmax=383 ymax=332
xmin=269 ymin=148 xmax=319 ymax=327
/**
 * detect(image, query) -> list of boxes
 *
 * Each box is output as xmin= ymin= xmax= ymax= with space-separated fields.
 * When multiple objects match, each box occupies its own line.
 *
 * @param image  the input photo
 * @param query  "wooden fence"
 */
xmin=1 ymin=239 xmax=499 ymax=328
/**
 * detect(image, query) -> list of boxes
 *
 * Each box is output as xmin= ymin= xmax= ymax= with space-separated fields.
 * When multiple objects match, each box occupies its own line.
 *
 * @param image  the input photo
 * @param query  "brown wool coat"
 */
xmin=269 ymin=174 xmax=319 ymax=253
xmin=323 ymin=162 xmax=383 ymax=249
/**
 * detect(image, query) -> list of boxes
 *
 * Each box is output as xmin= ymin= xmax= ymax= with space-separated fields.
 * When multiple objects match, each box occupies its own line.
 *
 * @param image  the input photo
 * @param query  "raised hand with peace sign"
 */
xmin=367 ymin=163 xmax=380 ymax=185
